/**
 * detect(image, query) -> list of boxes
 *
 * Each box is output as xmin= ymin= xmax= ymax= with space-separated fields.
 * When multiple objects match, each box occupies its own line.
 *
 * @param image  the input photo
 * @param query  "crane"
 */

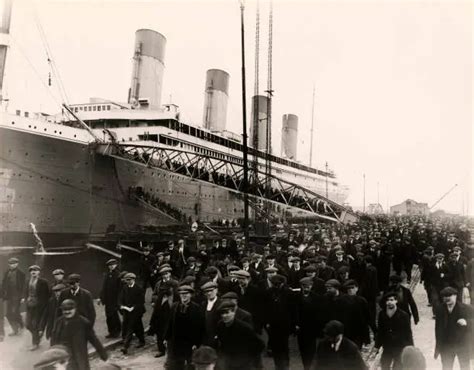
xmin=429 ymin=183 xmax=458 ymax=210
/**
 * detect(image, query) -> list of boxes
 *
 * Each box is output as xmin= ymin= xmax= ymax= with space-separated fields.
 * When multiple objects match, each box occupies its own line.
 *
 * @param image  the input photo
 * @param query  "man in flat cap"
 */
xmin=434 ymin=286 xmax=473 ymax=370
xmin=201 ymin=281 xmax=221 ymax=347
xmin=139 ymin=243 xmax=157 ymax=294
xmin=385 ymin=275 xmax=419 ymax=325
xmin=263 ymin=274 xmax=295 ymax=369
xmin=2 ymin=257 xmax=25 ymax=336
xmin=59 ymin=274 xmax=96 ymax=326
xmin=220 ymin=291 xmax=254 ymax=329
xmin=192 ymin=345 xmax=218 ymax=370
xmin=430 ymin=253 xmax=451 ymax=316
xmin=234 ymin=269 xmax=262 ymax=333
xmin=51 ymin=269 xmax=66 ymax=288
xmin=340 ymin=280 xmax=370 ymax=349
xmin=314 ymin=320 xmax=367 ymax=370
xmin=51 ymin=299 xmax=108 ymax=370
xmin=216 ymin=300 xmax=264 ymax=370
xmin=100 ymin=258 xmax=122 ymax=338
xmin=375 ymin=291 xmax=413 ymax=370
xmin=40 ymin=283 xmax=65 ymax=342
xmin=294 ymin=277 xmax=325 ymax=370
xmin=165 ymin=285 xmax=204 ymax=370
xmin=119 ymin=273 xmax=145 ymax=355
xmin=447 ymin=247 xmax=467 ymax=297
xmin=25 ymin=265 xmax=50 ymax=350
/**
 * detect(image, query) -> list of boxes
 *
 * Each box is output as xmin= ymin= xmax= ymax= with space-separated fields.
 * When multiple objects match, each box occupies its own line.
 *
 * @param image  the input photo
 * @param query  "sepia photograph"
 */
xmin=0 ymin=0 xmax=472 ymax=369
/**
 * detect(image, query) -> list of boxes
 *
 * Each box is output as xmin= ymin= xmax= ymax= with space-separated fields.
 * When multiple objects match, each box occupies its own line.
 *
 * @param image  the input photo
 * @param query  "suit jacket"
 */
xmin=430 ymin=262 xmax=451 ymax=291
xmin=313 ymin=337 xmax=367 ymax=370
xmin=100 ymin=269 xmax=121 ymax=307
xmin=165 ymin=301 xmax=204 ymax=354
xmin=375 ymin=308 xmax=413 ymax=350
xmin=40 ymin=295 xmax=61 ymax=339
xmin=2 ymin=268 xmax=25 ymax=300
xmin=202 ymin=298 xmax=222 ymax=346
xmin=235 ymin=307 xmax=254 ymax=329
xmin=59 ymin=287 xmax=96 ymax=325
xmin=119 ymin=283 xmax=145 ymax=315
xmin=25 ymin=277 xmax=50 ymax=312
xmin=435 ymin=302 xmax=473 ymax=354
xmin=51 ymin=314 xmax=107 ymax=370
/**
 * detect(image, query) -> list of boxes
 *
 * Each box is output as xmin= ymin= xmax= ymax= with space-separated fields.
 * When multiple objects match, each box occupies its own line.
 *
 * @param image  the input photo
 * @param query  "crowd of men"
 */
xmin=0 ymin=214 xmax=473 ymax=370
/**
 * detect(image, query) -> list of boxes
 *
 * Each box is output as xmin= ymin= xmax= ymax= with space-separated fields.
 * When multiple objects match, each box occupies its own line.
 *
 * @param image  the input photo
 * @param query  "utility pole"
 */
xmin=309 ymin=84 xmax=315 ymax=167
xmin=239 ymin=1 xmax=249 ymax=247
xmin=386 ymin=184 xmax=389 ymax=215
xmin=377 ymin=181 xmax=380 ymax=206
xmin=363 ymin=173 xmax=366 ymax=213
xmin=325 ymin=162 xmax=329 ymax=198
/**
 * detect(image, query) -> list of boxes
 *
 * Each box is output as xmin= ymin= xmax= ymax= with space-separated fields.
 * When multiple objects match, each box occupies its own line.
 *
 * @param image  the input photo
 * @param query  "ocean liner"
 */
xmin=0 ymin=4 xmax=350 ymax=247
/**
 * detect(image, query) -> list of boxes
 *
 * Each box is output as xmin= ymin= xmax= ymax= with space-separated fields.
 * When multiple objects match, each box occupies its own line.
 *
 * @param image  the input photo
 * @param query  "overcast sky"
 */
xmin=4 ymin=0 xmax=473 ymax=215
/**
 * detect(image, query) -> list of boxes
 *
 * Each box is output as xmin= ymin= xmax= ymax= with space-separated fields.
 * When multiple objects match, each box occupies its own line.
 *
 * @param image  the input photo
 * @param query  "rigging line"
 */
xmin=31 ymin=2 xmax=70 ymax=106
xmin=8 ymin=35 xmax=63 ymax=109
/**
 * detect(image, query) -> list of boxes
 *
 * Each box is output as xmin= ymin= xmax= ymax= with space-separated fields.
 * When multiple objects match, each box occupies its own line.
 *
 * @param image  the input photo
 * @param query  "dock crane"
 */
xmin=429 ymin=183 xmax=458 ymax=210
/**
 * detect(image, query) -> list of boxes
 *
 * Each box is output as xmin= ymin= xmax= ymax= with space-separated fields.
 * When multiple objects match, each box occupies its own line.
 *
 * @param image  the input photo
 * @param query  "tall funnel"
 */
xmin=203 ymin=69 xmax=229 ymax=131
xmin=281 ymin=114 xmax=298 ymax=160
xmin=128 ymin=29 xmax=166 ymax=109
xmin=250 ymin=95 xmax=269 ymax=150
xmin=0 ymin=0 xmax=13 ymax=102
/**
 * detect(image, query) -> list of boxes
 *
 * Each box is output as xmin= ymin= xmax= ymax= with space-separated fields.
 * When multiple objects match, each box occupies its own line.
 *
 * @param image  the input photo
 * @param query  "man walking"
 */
xmin=100 ymin=258 xmax=122 ymax=338
xmin=375 ymin=291 xmax=414 ymax=370
xmin=59 ymin=274 xmax=96 ymax=325
xmin=2 ymin=257 xmax=25 ymax=335
xmin=25 ymin=265 xmax=50 ymax=350
xmin=51 ymin=299 xmax=108 ymax=370
xmin=434 ymin=287 xmax=473 ymax=370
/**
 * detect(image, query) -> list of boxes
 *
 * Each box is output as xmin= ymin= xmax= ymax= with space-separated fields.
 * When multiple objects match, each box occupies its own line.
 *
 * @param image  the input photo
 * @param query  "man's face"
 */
xmin=238 ymin=277 xmax=249 ymax=288
xmin=54 ymin=273 xmax=64 ymax=281
xmin=326 ymin=286 xmax=338 ymax=296
xmin=8 ymin=263 xmax=18 ymax=270
xmin=70 ymin=281 xmax=80 ymax=289
xmin=386 ymin=296 xmax=397 ymax=309
xmin=54 ymin=290 xmax=62 ymax=299
xmin=205 ymin=288 xmax=217 ymax=300
xmin=328 ymin=334 xmax=343 ymax=345
xmin=62 ymin=307 xmax=76 ymax=319
xmin=30 ymin=270 xmax=40 ymax=278
xmin=302 ymin=284 xmax=312 ymax=294
xmin=267 ymin=258 xmax=275 ymax=265
xmin=221 ymin=308 xmax=236 ymax=324
xmin=162 ymin=272 xmax=171 ymax=281
xmin=242 ymin=261 xmax=249 ymax=269
xmin=108 ymin=263 xmax=117 ymax=271
xmin=180 ymin=292 xmax=191 ymax=304
xmin=168 ymin=243 xmax=175 ymax=250
xmin=347 ymin=286 xmax=358 ymax=296
xmin=443 ymin=294 xmax=456 ymax=305
xmin=125 ymin=278 xmax=134 ymax=287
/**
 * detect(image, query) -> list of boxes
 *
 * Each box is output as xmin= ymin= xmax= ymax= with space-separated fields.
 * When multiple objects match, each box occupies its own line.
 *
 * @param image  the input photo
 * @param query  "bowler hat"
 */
xmin=192 ymin=346 xmax=218 ymax=365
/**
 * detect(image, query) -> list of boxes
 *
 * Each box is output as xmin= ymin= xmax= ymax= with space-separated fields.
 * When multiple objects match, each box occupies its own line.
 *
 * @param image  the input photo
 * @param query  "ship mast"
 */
xmin=0 ymin=0 xmax=13 ymax=103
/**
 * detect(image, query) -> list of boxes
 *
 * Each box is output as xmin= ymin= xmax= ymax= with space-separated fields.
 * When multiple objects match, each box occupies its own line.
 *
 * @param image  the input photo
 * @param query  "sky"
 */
xmin=3 ymin=0 xmax=473 ymax=215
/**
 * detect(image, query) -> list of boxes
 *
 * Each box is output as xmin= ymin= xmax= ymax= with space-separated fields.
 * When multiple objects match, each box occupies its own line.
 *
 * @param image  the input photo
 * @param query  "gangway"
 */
xmin=95 ymin=143 xmax=358 ymax=224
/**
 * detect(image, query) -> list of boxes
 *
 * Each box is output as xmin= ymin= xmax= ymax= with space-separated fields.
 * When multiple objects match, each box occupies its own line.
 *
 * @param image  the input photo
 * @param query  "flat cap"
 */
xmin=453 ymin=246 xmax=462 ymax=252
xmin=269 ymin=274 xmax=287 ymax=286
xmin=325 ymin=279 xmax=341 ymax=288
xmin=440 ymin=287 xmax=458 ymax=297
xmin=299 ymin=277 xmax=313 ymax=286
xmin=335 ymin=250 xmax=344 ymax=255
xmin=435 ymin=253 xmax=445 ymax=258
xmin=29 ymin=265 xmax=41 ymax=271
xmin=265 ymin=266 xmax=278 ymax=273
xmin=52 ymin=283 xmax=66 ymax=292
xmin=187 ymin=257 xmax=196 ymax=263
xmin=119 ymin=271 xmax=129 ymax=279
xmin=106 ymin=258 xmax=118 ymax=265
xmin=159 ymin=266 xmax=173 ymax=274
xmin=33 ymin=345 xmax=69 ymax=368
xmin=324 ymin=320 xmax=344 ymax=337
xmin=228 ymin=265 xmax=240 ymax=272
xmin=67 ymin=273 xmax=81 ymax=282
xmin=343 ymin=279 xmax=358 ymax=289
xmin=233 ymin=270 xmax=251 ymax=279
xmin=180 ymin=276 xmax=196 ymax=285
xmin=382 ymin=291 xmax=399 ymax=302
xmin=265 ymin=254 xmax=276 ymax=260
xmin=52 ymin=269 xmax=65 ymax=275
xmin=304 ymin=265 xmax=317 ymax=273
xmin=200 ymin=281 xmax=218 ymax=291
xmin=205 ymin=266 xmax=219 ymax=275
xmin=217 ymin=300 xmax=237 ymax=312
xmin=124 ymin=272 xmax=136 ymax=279
xmin=192 ymin=345 xmax=218 ymax=365
xmin=177 ymin=285 xmax=194 ymax=294
xmin=60 ymin=299 xmax=76 ymax=310
xmin=8 ymin=257 xmax=19 ymax=264
xmin=389 ymin=275 xmax=402 ymax=283
xmin=221 ymin=292 xmax=238 ymax=300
